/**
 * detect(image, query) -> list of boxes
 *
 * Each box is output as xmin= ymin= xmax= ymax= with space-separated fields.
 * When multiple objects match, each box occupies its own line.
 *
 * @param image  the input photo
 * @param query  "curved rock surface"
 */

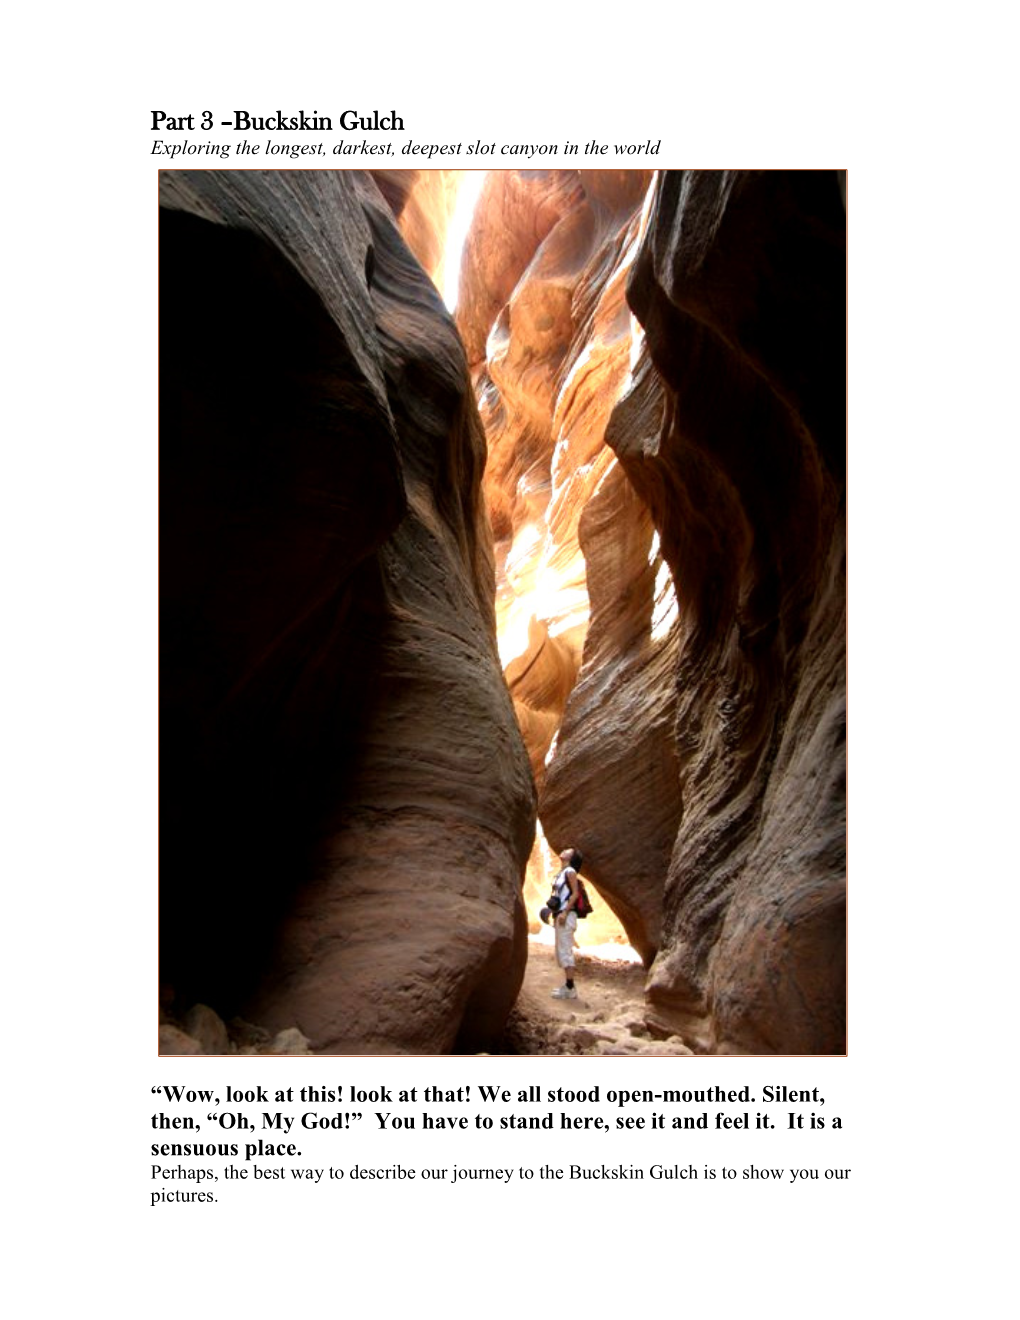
xmin=160 ymin=169 xmax=535 ymax=1054
xmin=608 ymin=170 xmax=846 ymax=1052
xmin=456 ymin=170 xmax=653 ymax=795
xmin=456 ymin=170 xmax=586 ymax=374
xmin=541 ymin=446 xmax=682 ymax=965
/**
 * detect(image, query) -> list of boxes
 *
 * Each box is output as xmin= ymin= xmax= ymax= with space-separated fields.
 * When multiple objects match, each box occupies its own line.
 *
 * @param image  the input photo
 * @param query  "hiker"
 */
xmin=550 ymin=847 xmax=584 ymax=1000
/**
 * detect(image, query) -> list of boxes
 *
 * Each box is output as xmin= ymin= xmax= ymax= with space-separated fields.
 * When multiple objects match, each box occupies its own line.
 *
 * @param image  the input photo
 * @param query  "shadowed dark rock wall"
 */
xmin=613 ymin=170 xmax=846 ymax=1052
xmin=160 ymin=170 xmax=535 ymax=1054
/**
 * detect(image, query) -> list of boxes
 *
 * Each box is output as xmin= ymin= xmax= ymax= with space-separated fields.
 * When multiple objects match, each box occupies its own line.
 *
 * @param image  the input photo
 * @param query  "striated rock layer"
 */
xmin=591 ymin=170 xmax=845 ymax=1052
xmin=160 ymin=169 xmax=535 ymax=1054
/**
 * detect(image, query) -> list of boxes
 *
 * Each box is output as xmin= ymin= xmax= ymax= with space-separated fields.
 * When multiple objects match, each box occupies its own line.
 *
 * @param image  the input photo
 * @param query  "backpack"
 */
xmin=554 ymin=868 xmax=593 ymax=919
xmin=574 ymin=877 xmax=593 ymax=919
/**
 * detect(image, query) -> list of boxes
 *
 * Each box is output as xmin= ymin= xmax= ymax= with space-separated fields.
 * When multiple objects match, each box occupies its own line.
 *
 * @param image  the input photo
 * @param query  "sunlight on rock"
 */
xmin=528 ymin=928 xmax=642 ymax=965
xmin=442 ymin=171 xmax=487 ymax=311
xmin=651 ymin=557 xmax=678 ymax=641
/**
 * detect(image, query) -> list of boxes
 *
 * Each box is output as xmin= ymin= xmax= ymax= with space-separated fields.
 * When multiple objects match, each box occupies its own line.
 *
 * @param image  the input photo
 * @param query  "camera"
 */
xmin=539 ymin=895 xmax=562 ymax=925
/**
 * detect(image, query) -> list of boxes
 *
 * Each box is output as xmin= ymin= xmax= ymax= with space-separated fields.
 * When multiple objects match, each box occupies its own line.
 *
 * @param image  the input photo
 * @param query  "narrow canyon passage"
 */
xmin=159 ymin=168 xmax=846 ymax=1057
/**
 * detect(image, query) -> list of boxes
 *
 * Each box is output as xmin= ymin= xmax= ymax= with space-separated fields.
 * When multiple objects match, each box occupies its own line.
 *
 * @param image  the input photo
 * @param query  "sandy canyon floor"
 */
xmin=502 ymin=939 xmax=692 ymax=1056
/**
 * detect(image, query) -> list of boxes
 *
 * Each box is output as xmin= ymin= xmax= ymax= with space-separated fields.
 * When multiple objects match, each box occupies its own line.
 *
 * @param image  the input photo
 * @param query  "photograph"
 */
xmin=159 ymin=167 xmax=847 ymax=1057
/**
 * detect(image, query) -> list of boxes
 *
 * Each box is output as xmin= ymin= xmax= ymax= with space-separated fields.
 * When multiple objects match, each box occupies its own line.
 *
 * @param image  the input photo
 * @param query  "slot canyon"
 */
xmin=159 ymin=167 xmax=846 ymax=1056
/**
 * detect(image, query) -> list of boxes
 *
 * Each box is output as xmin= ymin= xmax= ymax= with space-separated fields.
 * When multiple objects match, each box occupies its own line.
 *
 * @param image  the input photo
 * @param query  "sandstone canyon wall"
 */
xmin=620 ymin=171 xmax=846 ymax=1054
xmin=160 ymin=169 xmax=535 ymax=1054
xmin=461 ymin=169 xmax=846 ymax=1052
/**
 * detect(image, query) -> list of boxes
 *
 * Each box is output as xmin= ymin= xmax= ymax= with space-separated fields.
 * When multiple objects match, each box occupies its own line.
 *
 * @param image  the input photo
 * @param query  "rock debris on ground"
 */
xmin=501 ymin=942 xmax=692 ymax=1056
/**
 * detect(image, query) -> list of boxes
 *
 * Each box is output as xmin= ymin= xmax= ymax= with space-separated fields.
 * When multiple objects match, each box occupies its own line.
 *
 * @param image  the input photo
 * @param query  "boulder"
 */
xmin=158 ymin=1025 xmax=203 ymax=1056
xmin=269 ymin=1027 xmax=312 ymax=1056
xmin=182 ymin=1004 xmax=230 ymax=1055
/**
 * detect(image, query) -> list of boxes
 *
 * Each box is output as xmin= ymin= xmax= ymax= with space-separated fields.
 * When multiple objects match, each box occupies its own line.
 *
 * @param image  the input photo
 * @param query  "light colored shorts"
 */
xmin=555 ymin=910 xmax=578 ymax=970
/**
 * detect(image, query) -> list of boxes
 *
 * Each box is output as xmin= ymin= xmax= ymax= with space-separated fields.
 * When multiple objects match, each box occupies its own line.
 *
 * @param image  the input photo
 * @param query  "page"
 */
xmin=9 ymin=8 xmax=1008 ymax=1318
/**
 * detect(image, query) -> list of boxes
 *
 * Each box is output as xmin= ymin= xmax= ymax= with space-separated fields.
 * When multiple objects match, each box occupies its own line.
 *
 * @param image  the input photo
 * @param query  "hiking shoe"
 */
xmin=551 ymin=986 xmax=578 ymax=999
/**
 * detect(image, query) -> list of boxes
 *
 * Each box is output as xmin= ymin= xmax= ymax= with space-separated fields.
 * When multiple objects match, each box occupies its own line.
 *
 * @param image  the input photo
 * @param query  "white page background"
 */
xmin=4 ymin=5 xmax=1014 ymax=1316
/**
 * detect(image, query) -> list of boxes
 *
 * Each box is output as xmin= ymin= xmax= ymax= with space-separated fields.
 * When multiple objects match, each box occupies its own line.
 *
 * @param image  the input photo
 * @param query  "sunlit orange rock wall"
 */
xmin=456 ymin=170 xmax=652 ymax=789
xmin=456 ymin=170 xmax=678 ymax=944
xmin=160 ymin=169 xmax=535 ymax=1054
